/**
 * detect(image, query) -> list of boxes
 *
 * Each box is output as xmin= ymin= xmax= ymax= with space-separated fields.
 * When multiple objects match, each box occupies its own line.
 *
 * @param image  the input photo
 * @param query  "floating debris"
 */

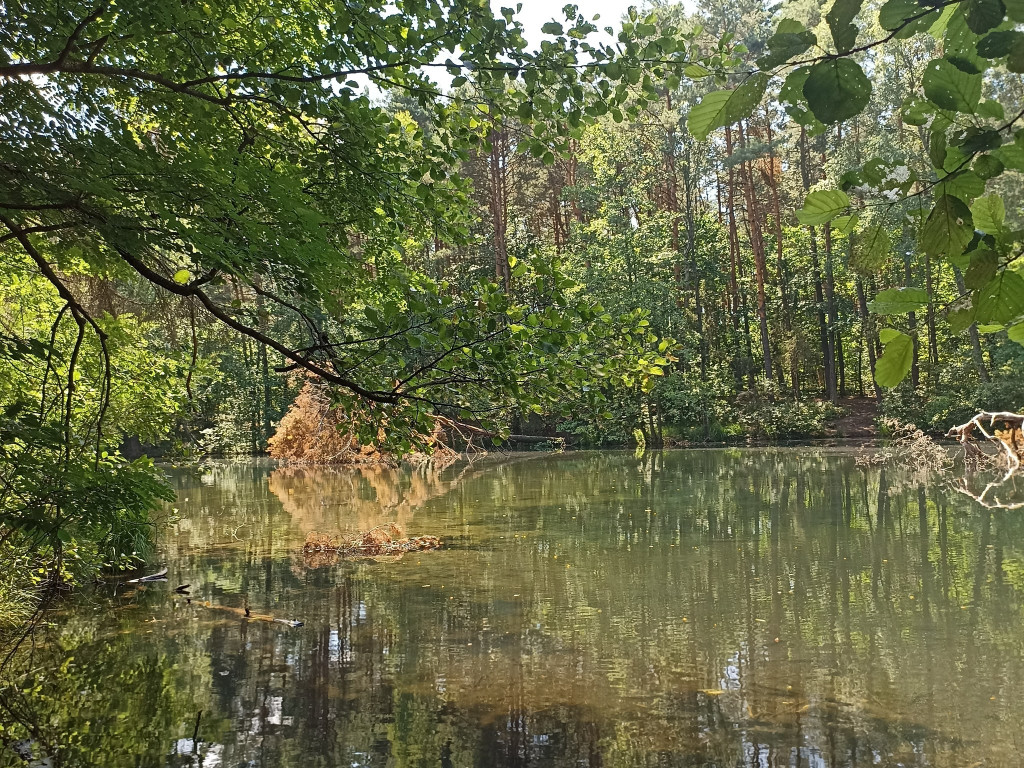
xmin=128 ymin=567 xmax=168 ymax=583
xmin=302 ymin=523 xmax=441 ymax=567
xmin=183 ymin=598 xmax=303 ymax=628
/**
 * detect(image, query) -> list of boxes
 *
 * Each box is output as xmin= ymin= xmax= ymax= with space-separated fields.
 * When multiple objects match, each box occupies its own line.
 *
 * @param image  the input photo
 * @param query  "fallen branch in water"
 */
xmin=180 ymin=598 xmax=303 ymax=627
xmin=302 ymin=523 xmax=441 ymax=567
xmin=856 ymin=418 xmax=951 ymax=473
xmin=127 ymin=568 xmax=168 ymax=584
xmin=947 ymin=411 xmax=1024 ymax=472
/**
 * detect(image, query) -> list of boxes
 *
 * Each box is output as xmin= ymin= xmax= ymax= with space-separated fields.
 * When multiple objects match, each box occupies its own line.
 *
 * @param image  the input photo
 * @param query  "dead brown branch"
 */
xmin=947 ymin=411 xmax=1024 ymax=472
xmin=301 ymin=523 xmax=441 ymax=567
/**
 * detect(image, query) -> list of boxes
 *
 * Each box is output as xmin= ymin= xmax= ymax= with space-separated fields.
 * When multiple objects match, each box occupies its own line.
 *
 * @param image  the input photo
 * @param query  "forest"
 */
xmin=2 ymin=0 xmax=1024 ymax=686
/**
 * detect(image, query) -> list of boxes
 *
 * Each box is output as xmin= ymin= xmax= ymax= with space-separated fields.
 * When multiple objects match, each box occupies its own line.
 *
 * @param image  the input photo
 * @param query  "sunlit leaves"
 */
xmin=874 ymin=328 xmax=915 ymax=387
xmin=802 ymin=59 xmax=871 ymax=123
xmin=879 ymin=0 xmax=938 ymax=32
xmin=850 ymin=224 xmax=890 ymax=274
xmin=922 ymin=58 xmax=982 ymax=112
xmin=686 ymin=74 xmax=769 ymax=141
xmin=868 ymin=287 xmax=930 ymax=315
xmin=974 ymin=271 xmax=1024 ymax=324
xmin=971 ymin=194 xmax=1006 ymax=233
xmin=796 ymin=190 xmax=850 ymax=226
xmin=1008 ymin=321 xmax=1024 ymax=346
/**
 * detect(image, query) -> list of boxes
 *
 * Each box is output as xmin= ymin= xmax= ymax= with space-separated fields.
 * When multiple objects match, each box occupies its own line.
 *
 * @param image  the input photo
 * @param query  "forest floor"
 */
xmin=829 ymin=397 xmax=880 ymax=438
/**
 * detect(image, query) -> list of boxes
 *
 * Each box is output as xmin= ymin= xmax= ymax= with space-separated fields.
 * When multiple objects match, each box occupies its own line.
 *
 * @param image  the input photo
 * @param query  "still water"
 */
xmin=9 ymin=449 xmax=1024 ymax=767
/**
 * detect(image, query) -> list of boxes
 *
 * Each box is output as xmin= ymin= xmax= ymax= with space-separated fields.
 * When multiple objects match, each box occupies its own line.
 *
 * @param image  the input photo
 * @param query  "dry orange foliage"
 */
xmin=267 ymin=381 xmax=455 ymax=465
xmin=301 ymin=522 xmax=442 ymax=567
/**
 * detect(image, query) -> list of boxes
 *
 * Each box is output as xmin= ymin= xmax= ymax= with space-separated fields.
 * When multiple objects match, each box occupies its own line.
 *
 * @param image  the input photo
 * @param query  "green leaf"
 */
xmin=994 ymin=141 xmax=1024 ymax=170
xmin=974 ymin=154 xmax=1005 ymax=179
xmin=974 ymin=271 xmax=1024 ymax=323
xmin=965 ymin=249 xmax=999 ymax=289
xmin=803 ymin=59 xmax=871 ymax=123
xmin=796 ymin=190 xmax=851 ymax=226
xmin=937 ymin=170 xmax=985 ymax=202
xmin=977 ymin=99 xmax=1005 ymax=119
xmin=686 ymin=73 xmax=769 ymax=141
xmin=1008 ymin=321 xmax=1024 ymax=345
xmin=850 ymin=223 xmax=890 ymax=274
xmin=948 ymin=306 xmax=978 ymax=333
xmin=832 ymin=213 xmax=859 ymax=233
xmin=868 ymin=287 xmax=930 ymax=315
xmin=879 ymin=0 xmax=929 ymax=30
xmin=1007 ymin=0 xmax=1024 ymax=21
xmin=971 ymin=193 xmax=1005 ymax=233
xmin=173 ymin=269 xmax=191 ymax=284
xmin=758 ymin=19 xmax=817 ymax=68
xmin=922 ymin=58 xmax=982 ymax=113
xmin=902 ymin=96 xmax=933 ymax=125
xmin=977 ymin=29 xmax=1020 ymax=57
xmin=965 ymin=0 xmax=1006 ymax=34
xmin=922 ymin=195 xmax=974 ymax=259
xmin=541 ymin=21 xmax=564 ymax=35
xmin=1010 ymin=44 xmax=1024 ymax=74
xmin=826 ymin=0 xmax=863 ymax=52
xmin=875 ymin=329 xmax=914 ymax=387
xmin=954 ymin=127 xmax=1001 ymax=154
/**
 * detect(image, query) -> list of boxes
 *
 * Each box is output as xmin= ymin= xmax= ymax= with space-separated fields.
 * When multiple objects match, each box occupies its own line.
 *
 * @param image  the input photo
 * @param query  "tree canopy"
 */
xmin=2 ymin=0 xmax=1024 ymax=591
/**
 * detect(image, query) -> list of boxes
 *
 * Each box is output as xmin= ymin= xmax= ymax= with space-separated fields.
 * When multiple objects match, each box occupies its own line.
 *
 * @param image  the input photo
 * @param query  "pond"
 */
xmin=7 ymin=449 xmax=1024 ymax=767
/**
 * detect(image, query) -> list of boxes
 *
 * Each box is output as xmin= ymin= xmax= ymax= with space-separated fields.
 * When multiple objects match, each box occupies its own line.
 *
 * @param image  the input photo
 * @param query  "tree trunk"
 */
xmin=738 ymin=121 xmax=773 ymax=379
xmin=487 ymin=122 xmax=511 ymax=291
xmin=953 ymin=266 xmax=990 ymax=382
xmin=799 ymin=128 xmax=833 ymax=399
xmin=856 ymin=277 xmax=881 ymax=399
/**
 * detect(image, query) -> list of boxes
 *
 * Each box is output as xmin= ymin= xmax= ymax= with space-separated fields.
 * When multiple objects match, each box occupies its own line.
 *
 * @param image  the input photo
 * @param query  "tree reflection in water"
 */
xmin=4 ymin=449 xmax=1024 ymax=767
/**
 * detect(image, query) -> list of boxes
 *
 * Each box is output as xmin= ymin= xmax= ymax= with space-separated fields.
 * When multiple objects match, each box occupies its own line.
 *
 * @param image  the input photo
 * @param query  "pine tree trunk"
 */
xmin=799 ymin=128 xmax=834 ymax=399
xmin=738 ymin=121 xmax=772 ymax=379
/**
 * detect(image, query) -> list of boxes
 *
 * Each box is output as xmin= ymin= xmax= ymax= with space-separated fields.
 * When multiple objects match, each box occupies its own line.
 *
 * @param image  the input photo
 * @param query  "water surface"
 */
xmin=10 ymin=449 xmax=1024 ymax=767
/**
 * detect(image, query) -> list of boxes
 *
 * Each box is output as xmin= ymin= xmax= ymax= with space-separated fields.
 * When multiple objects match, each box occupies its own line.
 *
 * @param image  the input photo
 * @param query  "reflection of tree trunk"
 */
xmin=917 ymin=486 xmax=932 ymax=620
xmin=871 ymin=468 xmax=889 ymax=601
xmin=970 ymin=510 xmax=992 ymax=637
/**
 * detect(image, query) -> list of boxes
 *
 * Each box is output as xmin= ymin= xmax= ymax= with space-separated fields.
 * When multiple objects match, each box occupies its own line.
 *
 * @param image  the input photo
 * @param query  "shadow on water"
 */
xmin=4 ymin=449 xmax=1024 ymax=767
